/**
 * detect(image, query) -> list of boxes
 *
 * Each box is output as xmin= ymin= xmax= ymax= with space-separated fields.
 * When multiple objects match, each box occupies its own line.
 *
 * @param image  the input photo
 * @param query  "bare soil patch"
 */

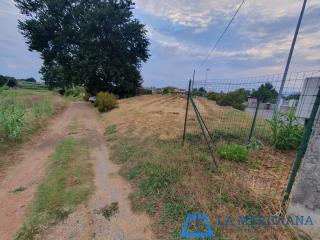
xmin=1 ymin=101 xmax=155 ymax=240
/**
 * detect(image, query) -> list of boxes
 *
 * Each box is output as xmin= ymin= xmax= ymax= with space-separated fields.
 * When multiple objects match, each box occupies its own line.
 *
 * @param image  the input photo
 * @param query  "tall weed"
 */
xmin=268 ymin=108 xmax=304 ymax=150
xmin=0 ymin=101 xmax=26 ymax=139
xmin=33 ymin=99 xmax=53 ymax=118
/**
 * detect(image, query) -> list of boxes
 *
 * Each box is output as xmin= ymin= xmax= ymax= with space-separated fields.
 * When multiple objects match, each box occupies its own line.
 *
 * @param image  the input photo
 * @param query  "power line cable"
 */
xmin=198 ymin=0 xmax=246 ymax=69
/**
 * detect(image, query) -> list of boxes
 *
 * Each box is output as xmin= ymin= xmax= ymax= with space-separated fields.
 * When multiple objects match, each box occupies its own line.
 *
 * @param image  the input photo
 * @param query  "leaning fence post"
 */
xmin=190 ymin=97 xmax=218 ymax=168
xmin=248 ymin=99 xmax=261 ymax=143
xmin=182 ymin=80 xmax=192 ymax=146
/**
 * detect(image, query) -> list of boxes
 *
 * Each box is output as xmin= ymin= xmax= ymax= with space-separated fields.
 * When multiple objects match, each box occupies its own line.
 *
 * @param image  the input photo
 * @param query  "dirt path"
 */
xmin=0 ymin=102 xmax=73 ymax=240
xmin=0 ymin=102 xmax=154 ymax=240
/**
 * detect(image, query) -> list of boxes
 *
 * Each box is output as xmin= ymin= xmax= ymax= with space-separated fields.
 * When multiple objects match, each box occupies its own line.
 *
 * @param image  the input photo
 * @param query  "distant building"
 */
xmin=151 ymin=88 xmax=163 ymax=94
xmin=247 ymin=97 xmax=258 ymax=108
xmin=175 ymin=88 xmax=187 ymax=94
xmin=281 ymin=99 xmax=298 ymax=108
xmin=152 ymin=87 xmax=187 ymax=95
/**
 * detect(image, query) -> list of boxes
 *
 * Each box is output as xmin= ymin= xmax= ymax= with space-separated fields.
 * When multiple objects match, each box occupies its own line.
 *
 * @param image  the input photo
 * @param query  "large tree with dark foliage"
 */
xmin=15 ymin=0 xmax=150 ymax=97
xmin=251 ymin=83 xmax=278 ymax=103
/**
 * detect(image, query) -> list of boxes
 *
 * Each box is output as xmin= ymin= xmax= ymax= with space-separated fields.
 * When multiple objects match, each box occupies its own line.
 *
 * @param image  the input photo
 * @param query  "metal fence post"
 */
xmin=190 ymin=97 xmax=218 ymax=168
xmin=191 ymin=70 xmax=196 ymax=94
xmin=248 ymin=99 xmax=260 ymax=143
xmin=182 ymin=80 xmax=192 ymax=146
xmin=276 ymin=0 xmax=307 ymax=111
xmin=281 ymin=87 xmax=320 ymax=213
xmin=191 ymin=97 xmax=215 ymax=144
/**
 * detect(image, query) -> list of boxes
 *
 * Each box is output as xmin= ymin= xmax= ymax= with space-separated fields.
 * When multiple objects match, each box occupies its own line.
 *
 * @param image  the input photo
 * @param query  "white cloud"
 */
xmin=136 ymin=0 xmax=318 ymax=30
xmin=147 ymin=23 xmax=320 ymax=65
xmin=136 ymin=0 xmax=239 ymax=29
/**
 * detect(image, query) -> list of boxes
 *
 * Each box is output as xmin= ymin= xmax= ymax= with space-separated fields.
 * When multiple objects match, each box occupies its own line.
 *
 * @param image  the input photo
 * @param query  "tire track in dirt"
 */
xmin=0 ymin=101 xmax=155 ymax=240
xmin=37 ymin=102 xmax=155 ymax=240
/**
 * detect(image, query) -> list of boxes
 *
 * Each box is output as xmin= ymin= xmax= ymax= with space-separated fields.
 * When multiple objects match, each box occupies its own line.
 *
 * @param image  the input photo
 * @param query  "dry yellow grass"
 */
xmin=101 ymin=94 xmax=299 ymax=240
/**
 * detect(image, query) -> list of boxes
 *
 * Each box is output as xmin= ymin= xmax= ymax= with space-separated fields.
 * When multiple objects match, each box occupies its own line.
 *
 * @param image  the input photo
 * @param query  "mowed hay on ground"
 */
xmin=101 ymin=95 xmax=298 ymax=239
xmin=101 ymin=95 xmax=189 ymax=140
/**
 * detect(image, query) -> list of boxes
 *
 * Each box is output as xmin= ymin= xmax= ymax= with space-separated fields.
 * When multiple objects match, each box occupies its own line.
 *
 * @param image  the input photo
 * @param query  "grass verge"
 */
xmin=0 ymin=89 xmax=66 ymax=171
xmin=107 ymin=129 xmax=296 ymax=240
xmin=15 ymin=137 xmax=93 ymax=240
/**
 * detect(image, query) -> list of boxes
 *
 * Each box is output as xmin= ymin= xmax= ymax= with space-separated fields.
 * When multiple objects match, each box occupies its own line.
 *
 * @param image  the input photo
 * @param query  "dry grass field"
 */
xmin=101 ymin=94 xmax=299 ymax=240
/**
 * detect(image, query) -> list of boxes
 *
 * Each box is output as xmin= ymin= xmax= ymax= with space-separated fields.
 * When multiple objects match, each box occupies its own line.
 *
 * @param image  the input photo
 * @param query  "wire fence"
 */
xmin=182 ymin=69 xmax=320 ymax=215
xmin=187 ymin=69 xmax=320 ymax=145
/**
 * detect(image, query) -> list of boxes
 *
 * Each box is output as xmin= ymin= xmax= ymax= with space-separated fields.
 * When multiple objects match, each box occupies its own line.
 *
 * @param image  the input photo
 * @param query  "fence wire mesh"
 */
xmin=190 ymin=69 xmax=320 ymax=144
xmin=183 ymin=69 xmax=320 ymax=215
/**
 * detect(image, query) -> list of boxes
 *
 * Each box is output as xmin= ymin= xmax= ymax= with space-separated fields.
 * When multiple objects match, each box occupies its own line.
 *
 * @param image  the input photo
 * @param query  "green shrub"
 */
xmin=0 ymin=102 xmax=26 ymax=139
xmin=95 ymin=92 xmax=118 ymax=112
xmin=137 ymin=88 xmax=152 ymax=95
xmin=162 ymin=87 xmax=176 ymax=95
xmin=7 ymin=78 xmax=18 ymax=88
xmin=207 ymin=92 xmax=217 ymax=101
xmin=58 ymin=89 xmax=65 ymax=95
xmin=217 ymin=144 xmax=249 ymax=162
xmin=192 ymin=87 xmax=207 ymax=97
xmin=268 ymin=109 xmax=304 ymax=150
xmin=64 ymin=87 xmax=84 ymax=97
xmin=208 ymin=89 xmax=247 ymax=111
xmin=250 ymin=160 xmax=261 ymax=170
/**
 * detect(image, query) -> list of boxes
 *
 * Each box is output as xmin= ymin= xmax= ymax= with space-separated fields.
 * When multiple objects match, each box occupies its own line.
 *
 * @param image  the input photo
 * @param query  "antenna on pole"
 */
xmin=276 ymin=0 xmax=308 ymax=110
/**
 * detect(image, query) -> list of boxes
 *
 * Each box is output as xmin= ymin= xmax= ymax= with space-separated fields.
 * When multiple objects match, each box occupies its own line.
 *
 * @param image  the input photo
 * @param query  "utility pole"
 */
xmin=191 ymin=70 xmax=196 ymax=92
xmin=205 ymin=68 xmax=210 ymax=91
xmin=276 ymin=0 xmax=307 ymax=110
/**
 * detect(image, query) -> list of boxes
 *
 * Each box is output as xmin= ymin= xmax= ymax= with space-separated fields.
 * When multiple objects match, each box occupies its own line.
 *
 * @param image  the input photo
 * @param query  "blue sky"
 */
xmin=0 ymin=0 xmax=319 ymax=88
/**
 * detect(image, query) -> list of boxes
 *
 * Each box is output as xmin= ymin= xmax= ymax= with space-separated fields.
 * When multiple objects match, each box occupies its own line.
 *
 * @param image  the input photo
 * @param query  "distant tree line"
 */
xmin=15 ymin=0 xmax=150 ymax=98
xmin=207 ymin=89 xmax=248 ymax=111
xmin=0 ymin=74 xmax=37 ymax=88
xmin=207 ymin=82 xmax=279 ymax=111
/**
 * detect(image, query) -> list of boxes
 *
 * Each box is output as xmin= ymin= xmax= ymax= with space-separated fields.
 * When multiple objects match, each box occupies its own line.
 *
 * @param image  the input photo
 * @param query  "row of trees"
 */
xmin=0 ymin=75 xmax=36 ymax=88
xmin=15 ymin=0 xmax=150 ymax=98
xmin=206 ymin=83 xmax=279 ymax=110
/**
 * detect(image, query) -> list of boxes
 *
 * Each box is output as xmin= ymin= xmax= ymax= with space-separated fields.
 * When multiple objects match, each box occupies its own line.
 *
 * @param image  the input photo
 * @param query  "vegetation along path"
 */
xmin=0 ymin=102 xmax=154 ymax=240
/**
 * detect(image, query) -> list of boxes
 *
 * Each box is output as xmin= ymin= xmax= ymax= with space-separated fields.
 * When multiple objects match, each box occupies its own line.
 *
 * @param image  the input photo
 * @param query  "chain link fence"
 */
xmin=189 ymin=70 xmax=320 ymax=145
xmin=182 ymin=69 xmax=320 ymax=215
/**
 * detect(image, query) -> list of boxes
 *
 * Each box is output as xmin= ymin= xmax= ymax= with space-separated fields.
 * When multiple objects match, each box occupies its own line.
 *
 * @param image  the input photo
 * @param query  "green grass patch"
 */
xmin=108 ymin=123 xmax=291 ymax=239
xmin=15 ymin=137 xmax=93 ymax=240
xmin=33 ymin=99 xmax=53 ymax=119
xmin=112 ymin=141 xmax=146 ymax=163
xmin=217 ymin=144 xmax=249 ymax=162
xmin=136 ymin=162 xmax=180 ymax=196
xmin=0 ymin=100 xmax=26 ymax=139
xmin=105 ymin=125 xmax=117 ymax=141
xmin=18 ymin=81 xmax=48 ymax=91
xmin=250 ymin=160 xmax=262 ymax=170
xmin=105 ymin=125 xmax=117 ymax=135
xmin=0 ymin=89 xmax=64 ymax=145
xmin=0 ymin=89 xmax=65 ymax=170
